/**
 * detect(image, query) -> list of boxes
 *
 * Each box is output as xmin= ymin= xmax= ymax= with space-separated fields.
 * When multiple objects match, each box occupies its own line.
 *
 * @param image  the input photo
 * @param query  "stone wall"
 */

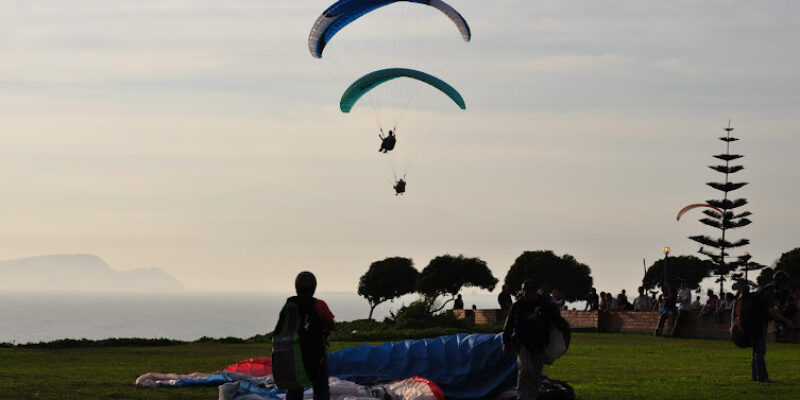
xmin=452 ymin=309 xmax=506 ymax=325
xmin=561 ymin=310 xmax=599 ymax=331
xmin=458 ymin=308 xmax=799 ymax=342
xmin=475 ymin=309 xmax=505 ymax=325
xmin=593 ymin=311 xmax=732 ymax=339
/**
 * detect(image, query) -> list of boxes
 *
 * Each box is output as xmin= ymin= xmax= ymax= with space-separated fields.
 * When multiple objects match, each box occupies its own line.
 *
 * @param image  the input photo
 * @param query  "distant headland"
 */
xmin=0 ymin=254 xmax=183 ymax=292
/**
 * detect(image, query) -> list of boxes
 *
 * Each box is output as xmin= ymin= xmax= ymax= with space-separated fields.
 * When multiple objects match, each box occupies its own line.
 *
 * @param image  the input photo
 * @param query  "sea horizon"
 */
xmin=1 ymin=289 xmax=504 ymax=344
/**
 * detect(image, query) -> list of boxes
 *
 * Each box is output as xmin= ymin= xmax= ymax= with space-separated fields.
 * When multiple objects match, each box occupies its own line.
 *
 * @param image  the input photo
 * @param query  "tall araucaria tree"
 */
xmin=688 ymin=121 xmax=756 ymax=292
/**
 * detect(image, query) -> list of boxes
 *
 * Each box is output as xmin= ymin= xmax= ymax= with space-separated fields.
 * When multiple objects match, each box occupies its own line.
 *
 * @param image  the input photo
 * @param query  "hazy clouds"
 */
xmin=1 ymin=1 xmax=799 ymax=295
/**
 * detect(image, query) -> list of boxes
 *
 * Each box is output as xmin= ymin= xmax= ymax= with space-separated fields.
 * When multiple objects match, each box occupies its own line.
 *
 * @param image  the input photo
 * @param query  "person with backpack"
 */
xmin=502 ymin=279 xmax=561 ymax=400
xmin=750 ymin=270 xmax=795 ymax=382
xmin=272 ymin=271 xmax=336 ymax=400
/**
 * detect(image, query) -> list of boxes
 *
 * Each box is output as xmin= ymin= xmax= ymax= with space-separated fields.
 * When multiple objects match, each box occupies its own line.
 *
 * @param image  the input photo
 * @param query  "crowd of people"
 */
xmin=576 ymin=281 xmax=800 ymax=341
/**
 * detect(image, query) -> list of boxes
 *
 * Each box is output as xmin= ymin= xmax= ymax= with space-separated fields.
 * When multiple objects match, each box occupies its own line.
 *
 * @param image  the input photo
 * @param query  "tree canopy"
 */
xmin=503 ymin=250 xmax=593 ymax=301
xmin=773 ymin=247 xmax=800 ymax=287
xmin=417 ymin=254 xmax=497 ymax=311
xmin=757 ymin=267 xmax=775 ymax=288
xmin=357 ymin=257 xmax=419 ymax=320
xmin=643 ymin=255 xmax=714 ymax=291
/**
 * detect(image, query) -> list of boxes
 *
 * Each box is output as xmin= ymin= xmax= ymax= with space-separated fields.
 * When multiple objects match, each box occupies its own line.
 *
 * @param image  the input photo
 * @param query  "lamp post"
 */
xmin=663 ymin=247 xmax=670 ymax=287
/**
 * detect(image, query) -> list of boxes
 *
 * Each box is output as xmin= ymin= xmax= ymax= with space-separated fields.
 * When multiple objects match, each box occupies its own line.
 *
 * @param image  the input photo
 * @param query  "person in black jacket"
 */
xmin=502 ymin=279 xmax=560 ymax=400
xmin=274 ymin=272 xmax=336 ymax=400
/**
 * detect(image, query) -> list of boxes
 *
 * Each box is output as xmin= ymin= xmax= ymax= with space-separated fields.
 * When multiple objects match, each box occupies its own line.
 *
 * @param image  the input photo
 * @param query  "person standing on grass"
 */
xmin=274 ymin=271 xmax=336 ymax=400
xmin=751 ymin=270 xmax=795 ymax=382
xmin=671 ymin=280 xmax=692 ymax=337
xmin=654 ymin=284 xmax=676 ymax=336
xmin=502 ymin=279 xmax=560 ymax=400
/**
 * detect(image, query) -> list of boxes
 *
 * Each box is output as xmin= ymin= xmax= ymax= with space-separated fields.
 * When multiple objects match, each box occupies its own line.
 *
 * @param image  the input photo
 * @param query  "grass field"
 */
xmin=1 ymin=333 xmax=799 ymax=400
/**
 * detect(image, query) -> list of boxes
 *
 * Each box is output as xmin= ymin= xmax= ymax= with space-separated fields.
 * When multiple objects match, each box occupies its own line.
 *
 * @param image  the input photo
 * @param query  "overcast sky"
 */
xmin=1 ymin=0 xmax=799 ymax=296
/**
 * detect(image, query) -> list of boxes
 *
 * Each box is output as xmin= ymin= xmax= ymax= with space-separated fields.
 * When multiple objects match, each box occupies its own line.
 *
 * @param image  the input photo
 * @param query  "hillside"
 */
xmin=0 ymin=254 xmax=183 ymax=292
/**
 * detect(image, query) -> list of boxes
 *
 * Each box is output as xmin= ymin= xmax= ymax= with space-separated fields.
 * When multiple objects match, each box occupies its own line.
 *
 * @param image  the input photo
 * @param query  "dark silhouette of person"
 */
xmin=393 ymin=178 xmax=406 ymax=195
xmin=273 ymin=271 xmax=335 ymax=400
xmin=584 ymin=287 xmax=599 ymax=311
xmin=498 ymin=285 xmax=513 ymax=311
xmin=453 ymin=294 xmax=464 ymax=310
xmin=502 ymin=279 xmax=560 ymax=400
xmin=379 ymin=128 xmax=396 ymax=153
xmin=654 ymin=284 xmax=676 ymax=336
xmin=751 ymin=270 xmax=795 ymax=382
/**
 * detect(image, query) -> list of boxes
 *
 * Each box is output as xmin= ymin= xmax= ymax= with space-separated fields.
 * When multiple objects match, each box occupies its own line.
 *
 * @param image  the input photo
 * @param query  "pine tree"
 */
xmin=688 ymin=121 xmax=754 ymax=293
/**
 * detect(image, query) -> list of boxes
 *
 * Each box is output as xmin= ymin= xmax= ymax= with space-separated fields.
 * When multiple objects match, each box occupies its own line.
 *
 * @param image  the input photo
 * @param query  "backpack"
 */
xmin=272 ymin=298 xmax=315 ymax=389
xmin=543 ymin=317 xmax=572 ymax=365
xmin=538 ymin=376 xmax=576 ymax=400
xmin=516 ymin=302 xmax=554 ymax=351
xmin=730 ymin=291 xmax=758 ymax=348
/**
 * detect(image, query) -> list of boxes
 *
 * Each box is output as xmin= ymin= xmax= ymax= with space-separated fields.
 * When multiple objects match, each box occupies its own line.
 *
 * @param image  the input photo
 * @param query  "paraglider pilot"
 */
xmin=379 ymin=128 xmax=396 ymax=153
xmin=393 ymin=178 xmax=406 ymax=195
xmin=273 ymin=271 xmax=335 ymax=400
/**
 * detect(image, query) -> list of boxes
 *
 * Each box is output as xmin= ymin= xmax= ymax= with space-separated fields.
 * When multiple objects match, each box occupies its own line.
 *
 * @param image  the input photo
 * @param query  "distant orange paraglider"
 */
xmin=676 ymin=203 xmax=725 ymax=221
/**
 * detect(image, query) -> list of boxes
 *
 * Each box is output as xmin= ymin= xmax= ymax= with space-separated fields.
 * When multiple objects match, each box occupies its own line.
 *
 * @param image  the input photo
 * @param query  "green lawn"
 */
xmin=545 ymin=333 xmax=800 ymax=400
xmin=0 ymin=334 xmax=798 ymax=400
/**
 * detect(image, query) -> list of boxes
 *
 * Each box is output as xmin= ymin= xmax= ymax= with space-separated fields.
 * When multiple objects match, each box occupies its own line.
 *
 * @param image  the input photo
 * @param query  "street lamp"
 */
xmin=663 ymin=247 xmax=670 ymax=287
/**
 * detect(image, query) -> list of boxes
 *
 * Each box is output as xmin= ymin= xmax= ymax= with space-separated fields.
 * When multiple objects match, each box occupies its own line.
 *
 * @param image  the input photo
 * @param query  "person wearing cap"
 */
xmin=751 ymin=270 xmax=795 ymax=382
xmin=274 ymin=271 xmax=336 ymax=400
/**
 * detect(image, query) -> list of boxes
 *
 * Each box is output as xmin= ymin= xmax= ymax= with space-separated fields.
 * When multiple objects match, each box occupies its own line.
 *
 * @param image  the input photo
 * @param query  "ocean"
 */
xmin=1 ymin=291 xmax=502 ymax=344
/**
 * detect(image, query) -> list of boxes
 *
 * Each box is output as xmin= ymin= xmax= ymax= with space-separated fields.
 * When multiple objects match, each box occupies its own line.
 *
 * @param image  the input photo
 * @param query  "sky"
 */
xmin=1 ymin=0 xmax=799 ymax=296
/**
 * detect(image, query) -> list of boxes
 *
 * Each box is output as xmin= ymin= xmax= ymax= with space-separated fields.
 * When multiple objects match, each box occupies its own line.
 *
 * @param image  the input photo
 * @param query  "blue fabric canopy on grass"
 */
xmin=327 ymin=333 xmax=516 ymax=398
xmin=339 ymin=68 xmax=466 ymax=113
xmin=309 ymin=0 xmax=471 ymax=58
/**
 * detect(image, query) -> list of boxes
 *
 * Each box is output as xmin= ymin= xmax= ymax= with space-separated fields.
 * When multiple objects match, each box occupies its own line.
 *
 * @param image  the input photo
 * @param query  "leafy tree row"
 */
xmin=756 ymin=248 xmax=800 ymax=288
xmin=357 ymin=250 xmax=594 ymax=319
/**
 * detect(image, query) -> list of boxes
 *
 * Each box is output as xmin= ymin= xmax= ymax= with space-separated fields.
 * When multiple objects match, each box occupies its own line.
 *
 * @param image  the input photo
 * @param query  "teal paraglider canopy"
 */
xmin=340 ymin=68 xmax=466 ymax=113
